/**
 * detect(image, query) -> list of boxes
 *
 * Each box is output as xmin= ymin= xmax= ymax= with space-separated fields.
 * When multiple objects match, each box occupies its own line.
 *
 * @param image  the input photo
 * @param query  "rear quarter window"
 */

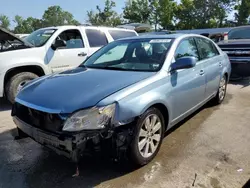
xmin=108 ymin=30 xmax=137 ymax=40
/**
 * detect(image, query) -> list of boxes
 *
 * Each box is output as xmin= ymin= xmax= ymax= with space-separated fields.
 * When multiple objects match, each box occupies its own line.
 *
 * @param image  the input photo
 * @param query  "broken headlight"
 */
xmin=62 ymin=104 xmax=116 ymax=132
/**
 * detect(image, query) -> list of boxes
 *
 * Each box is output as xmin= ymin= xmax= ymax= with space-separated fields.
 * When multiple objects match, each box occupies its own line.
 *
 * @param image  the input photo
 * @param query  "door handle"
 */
xmin=219 ymin=62 xmax=222 ymax=67
xmin=199 ymin=70 xmax=205 ymax=75
xmin=78 ymin=52 xmax=87 ymax=57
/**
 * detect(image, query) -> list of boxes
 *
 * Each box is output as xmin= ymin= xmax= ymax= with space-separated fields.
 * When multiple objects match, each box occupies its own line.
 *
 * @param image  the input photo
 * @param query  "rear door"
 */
xmin=46 ymin=29 xmax=88 ymax=73
xmin=85 ymin=28 xmax=109 ymax=56
xmin=170 ymin=37 xmax=206 ymax=121
xmin=195 ymin=37 xmax=222 ymax=98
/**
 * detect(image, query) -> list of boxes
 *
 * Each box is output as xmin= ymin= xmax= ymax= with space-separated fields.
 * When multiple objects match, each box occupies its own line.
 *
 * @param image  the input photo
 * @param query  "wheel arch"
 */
xmin=3 ymin=65 xmax=46 ymax=94
xmin=140 ymin=102 xmax=170 ymax=131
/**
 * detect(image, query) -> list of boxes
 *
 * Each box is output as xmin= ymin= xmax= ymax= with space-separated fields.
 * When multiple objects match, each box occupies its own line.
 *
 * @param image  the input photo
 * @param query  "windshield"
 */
xmin=24 ymin=29 xmax=56 ymax=47
xmin=228 ymin=27 xmax=250 ymax=40
xmin=83 ymin=38 xmax=172 ymax=72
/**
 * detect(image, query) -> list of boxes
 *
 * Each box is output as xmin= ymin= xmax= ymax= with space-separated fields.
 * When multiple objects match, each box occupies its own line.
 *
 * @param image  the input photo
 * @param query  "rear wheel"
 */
xmin=5 ymin=72 xmax=38 ymax=104
xmin=129 ymin=108 xmax=165 ymax=166
xmin=212 ymin=74 xmax=227 ymax=105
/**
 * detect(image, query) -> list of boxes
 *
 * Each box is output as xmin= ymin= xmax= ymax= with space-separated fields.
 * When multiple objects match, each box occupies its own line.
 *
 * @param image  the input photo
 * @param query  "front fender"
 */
xmin=113 ymin=82 xmax=172 ymax=128
xmin=0 ymin=62 xmax=49 ymax=97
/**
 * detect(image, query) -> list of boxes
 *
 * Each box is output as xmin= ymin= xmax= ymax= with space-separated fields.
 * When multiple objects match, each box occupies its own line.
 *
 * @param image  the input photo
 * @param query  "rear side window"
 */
xmin=195 ymin=37 xmax=219 ymax=60
xmin=108 ymin=30 xmax=137 ymax=40
xmin=85 ymin=29 xmax=108 ymax=47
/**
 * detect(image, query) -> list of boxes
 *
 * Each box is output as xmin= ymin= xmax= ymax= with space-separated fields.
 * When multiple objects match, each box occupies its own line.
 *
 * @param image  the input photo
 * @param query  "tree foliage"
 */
xmin=175 ymin=0 xmax=236 ymax=30
xmin=87 ymin=0 xmax=122 ymax=26
xmin=235 ymin=0 xmax=250 ymax=25
xmin=42 ymin=6 xmax=80 ymax=27
xmin=1 ymin=1 xmax=249 ymax=34
xmin=13 ymin=6 xmax=80 ymax=33
xmin=0 ymin=15 xmax=10 ymax=29
xmin=13 ymin=15 xmax=43 ymax=33
xmin=123 ymin=0 xmax=151 ymax=23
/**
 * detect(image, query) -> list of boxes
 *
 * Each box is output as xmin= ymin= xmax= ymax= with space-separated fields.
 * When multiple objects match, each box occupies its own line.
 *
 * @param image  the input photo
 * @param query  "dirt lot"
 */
xmin=0 ymin=80 xmax=250 ymax=188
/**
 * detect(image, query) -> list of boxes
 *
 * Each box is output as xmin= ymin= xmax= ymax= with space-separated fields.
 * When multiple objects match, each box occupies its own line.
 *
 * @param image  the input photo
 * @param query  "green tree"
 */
xmin=235 ymin=0 xmax=250 ymax=25
xmin=42 ymin=5 xmax=80 ymax=27
xmin=0 ymin=15 xmax=10 ymax=29
xmin=14 ymin=16 xmax=42 ymax=33
xmin=158 ymin=0 xmax=177 ymax=29
xmin=175 ymin=0 xmax=197 ymax=29
xmin=123 ymin=0 xmax=151 ymax=23
xmin=87 ymin=0 xmax=122 ymax=26
xmin=175 ymin=0 xmax=235 ymax=29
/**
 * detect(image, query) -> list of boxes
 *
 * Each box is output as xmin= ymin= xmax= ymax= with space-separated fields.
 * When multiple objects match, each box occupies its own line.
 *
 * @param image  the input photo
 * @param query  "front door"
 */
xmin=170 ymin=37 xmax=206 ymax=121
xmin=46 ymin=29 xmax=88 ymax=73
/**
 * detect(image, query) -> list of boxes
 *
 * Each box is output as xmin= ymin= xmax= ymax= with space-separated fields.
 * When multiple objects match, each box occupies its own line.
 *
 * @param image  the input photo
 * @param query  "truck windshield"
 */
xmin=83 ymin=38 xmax=172 ymax=72
xmin=24 ymin=29 xmax=56 ymax=47
xmin=228 ymin=27 xmax=250 ymax=40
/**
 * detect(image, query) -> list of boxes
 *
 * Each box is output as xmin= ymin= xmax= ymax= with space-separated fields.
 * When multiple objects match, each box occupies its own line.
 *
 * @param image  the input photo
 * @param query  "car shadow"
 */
xmin=229 ymin=77 xmax=250 ymax=88
xmin=0 ymin=128 xmax=140 ymax=188
xmin=0 ymin=98 xmax=12 ymax=112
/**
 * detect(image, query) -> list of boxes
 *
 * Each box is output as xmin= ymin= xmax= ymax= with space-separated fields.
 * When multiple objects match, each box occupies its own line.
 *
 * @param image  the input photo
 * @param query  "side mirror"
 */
xmin=170 ymin=56 xmax=197 ymax=72
xmin=51 ymin=39 xmax=66 ymax=50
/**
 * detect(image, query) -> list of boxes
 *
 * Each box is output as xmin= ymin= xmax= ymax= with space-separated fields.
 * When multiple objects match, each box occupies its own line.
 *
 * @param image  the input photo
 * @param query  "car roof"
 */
xmin=116 ymin=33 xmax=201 ymax=41
xmin=37 ymin=25 xmax=137 ymax=32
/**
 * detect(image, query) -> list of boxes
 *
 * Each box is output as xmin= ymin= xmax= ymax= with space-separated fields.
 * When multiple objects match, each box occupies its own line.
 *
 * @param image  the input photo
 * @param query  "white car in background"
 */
xmin=0 ymin=25 xmax=138 ymax=103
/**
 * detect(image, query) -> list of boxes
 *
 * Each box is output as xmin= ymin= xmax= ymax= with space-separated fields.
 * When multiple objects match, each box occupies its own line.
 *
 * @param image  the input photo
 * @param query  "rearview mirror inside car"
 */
xmin=170 ymin=56 xmax=197 ymax=72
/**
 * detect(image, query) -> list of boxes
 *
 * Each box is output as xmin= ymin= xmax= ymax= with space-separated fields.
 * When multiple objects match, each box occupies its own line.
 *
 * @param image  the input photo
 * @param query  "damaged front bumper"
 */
xmin=13 ymin=116 xmax=94 ymax=162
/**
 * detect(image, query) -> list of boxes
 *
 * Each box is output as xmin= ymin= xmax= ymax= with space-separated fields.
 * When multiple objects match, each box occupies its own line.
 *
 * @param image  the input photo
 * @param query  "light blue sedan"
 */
xmin=12 ymin=34 xmax=231 ymax=167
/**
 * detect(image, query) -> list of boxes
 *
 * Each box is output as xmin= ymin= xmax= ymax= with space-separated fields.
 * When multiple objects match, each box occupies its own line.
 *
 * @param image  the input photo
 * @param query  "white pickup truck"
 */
xmin=0 ymin=26 xmax=138 ymax=103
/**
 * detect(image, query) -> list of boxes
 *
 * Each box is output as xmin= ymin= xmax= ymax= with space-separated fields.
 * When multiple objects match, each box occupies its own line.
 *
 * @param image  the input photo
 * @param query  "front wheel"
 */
xmin=212 ymin=74 xmax=227 ymax=105
xmin=129 ymin=108 xmax=165 ymax=166
xmin=5 ymin=72 xmax=38 ymax=104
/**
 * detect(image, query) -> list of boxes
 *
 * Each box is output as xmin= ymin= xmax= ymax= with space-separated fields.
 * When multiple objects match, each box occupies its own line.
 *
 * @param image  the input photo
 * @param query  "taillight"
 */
xmin=224 ymin=33 xmax=228 ymax=40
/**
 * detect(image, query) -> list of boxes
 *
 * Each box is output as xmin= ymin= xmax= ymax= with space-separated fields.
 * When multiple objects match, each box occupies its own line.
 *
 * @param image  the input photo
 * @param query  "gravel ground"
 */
xmin=0 ymin=80 xmax=250 ymax=188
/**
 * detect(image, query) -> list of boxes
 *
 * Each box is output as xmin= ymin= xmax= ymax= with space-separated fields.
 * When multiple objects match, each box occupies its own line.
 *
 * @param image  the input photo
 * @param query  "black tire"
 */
xmin=129 ymin=107 xmax=165 ymax=166
xmin=5 ymin=72 xmax=38 ymax=104
xmin=212 ymin=74 xmax=228 ymax=105
xmin=15 ymin=128 xmax=28 ymax=140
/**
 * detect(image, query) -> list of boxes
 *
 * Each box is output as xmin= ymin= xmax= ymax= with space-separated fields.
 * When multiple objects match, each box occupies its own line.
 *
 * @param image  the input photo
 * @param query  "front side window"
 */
xmin=195 ymin=37 xmax=219 ymax=59
xmin=24 ymin=29 xmax=56 ymax=47
xmin=55 ymin=29 xmax=84 ymax=49
xmin=108 ymin=30 xmax=137 ymax=40
xmin=85 ymin=29 xmax=108 ymax=47
xmin=83 ymin=38 xmax=173 ymax=72
xmin=174 ymin=38 xmax=199 ymax=60
xmin=228 ymin=27 xmax=250 ymax=39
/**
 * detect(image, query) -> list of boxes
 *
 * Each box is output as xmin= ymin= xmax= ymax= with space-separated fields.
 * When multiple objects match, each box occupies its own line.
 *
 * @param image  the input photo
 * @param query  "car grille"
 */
xmin=12 ymin=103 xmax=64 ymax=133
xmin=219 ymin=45 xmax=250 ymax=58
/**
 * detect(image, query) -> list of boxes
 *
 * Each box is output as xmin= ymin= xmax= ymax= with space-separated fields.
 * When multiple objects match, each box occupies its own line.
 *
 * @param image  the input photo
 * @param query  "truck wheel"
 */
xmin=5 ymin=72 xmax=38 ymax=104
xmin=129 ymin=107 xmax=165 ymax=166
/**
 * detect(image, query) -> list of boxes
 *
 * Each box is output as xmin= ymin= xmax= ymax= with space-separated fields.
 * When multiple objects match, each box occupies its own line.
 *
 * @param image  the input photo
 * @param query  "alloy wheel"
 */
xmin=138 ymin=114 xmax=162 ymax=158
xmin=219 ymin=76 xmax=226 ymax=101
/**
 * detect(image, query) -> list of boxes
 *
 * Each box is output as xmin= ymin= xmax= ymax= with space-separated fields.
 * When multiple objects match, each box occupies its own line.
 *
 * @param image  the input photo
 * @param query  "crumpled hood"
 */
xmin=16 ymin=67 xmax=155 ymax=113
